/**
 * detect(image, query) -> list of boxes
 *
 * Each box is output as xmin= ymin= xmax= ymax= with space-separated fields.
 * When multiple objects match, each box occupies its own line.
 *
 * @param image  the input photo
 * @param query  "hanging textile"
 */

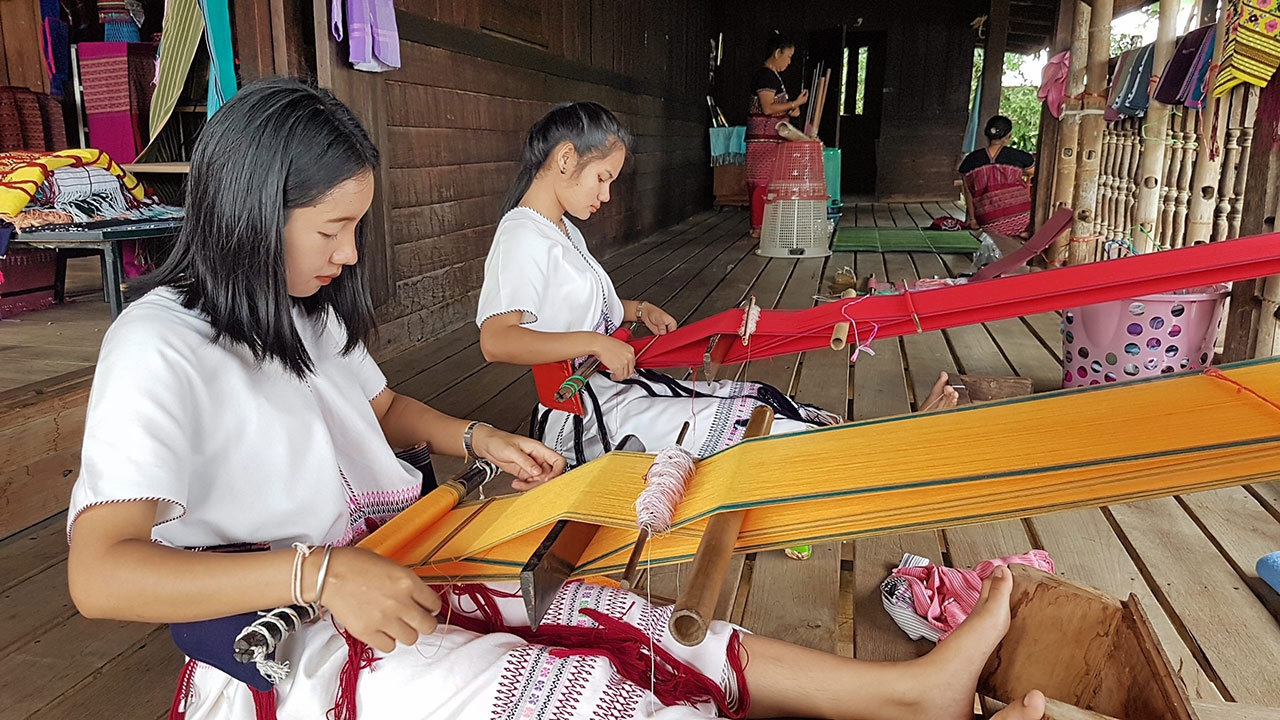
xmin=197 ymin=0 xmax=238 ymax=116
xmin=1186 ymin=29 xmax=1219 ymax=108
xmin=331 ymin=0 xmax=402 ymax=72
xmin=40 ymin=0 xmax=73 ymax=96
xmin=1038 ymin=50 xmax=1070 ymax=119
xmin=1115 ymin=44 xmax=1155 ymax=116
xmin=145 ymin=0 xmax=204 ymax=149
xmin=1214 ymin=0 xmax=1280 ymax=97
xmin=98 ymin=0 xmax=142 ymax=42
xmin=1105 ymin=49 xmax=1139 ymax=121
xmin=78 ymin=42 xmax=134 ymax=162
xmin=964 ymin=72 xmax=983 ymax=153
xmin=1154 ymin=25 xmax=1215 ymax=105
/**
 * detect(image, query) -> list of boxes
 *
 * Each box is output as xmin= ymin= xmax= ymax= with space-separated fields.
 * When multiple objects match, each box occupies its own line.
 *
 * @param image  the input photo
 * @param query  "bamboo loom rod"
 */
xmin=669 ymin=406 xmax=774 ymax=647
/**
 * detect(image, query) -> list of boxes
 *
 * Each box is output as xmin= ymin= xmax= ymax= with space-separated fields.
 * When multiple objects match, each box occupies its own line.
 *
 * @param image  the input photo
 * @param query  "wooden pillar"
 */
xmin=1222 ymin=76 xmax=1280 ymax=361
xmin=1185 ymin=8 xmax=1230 ymax=244
xmin=1068 ymin=0 xmax=1112 ymax=265
xmin=1133 ymin=0 xmax=1180 ymax=253
xmin=979 ymin=0 xmax=1012 ymax=128
xmin=1048 ymin=1 xmax=1090 ymax=266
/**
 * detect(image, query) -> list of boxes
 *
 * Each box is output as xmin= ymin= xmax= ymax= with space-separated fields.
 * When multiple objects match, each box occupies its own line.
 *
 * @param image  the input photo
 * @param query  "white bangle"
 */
xmin=313 ymin=544 xmax=334 ymax=607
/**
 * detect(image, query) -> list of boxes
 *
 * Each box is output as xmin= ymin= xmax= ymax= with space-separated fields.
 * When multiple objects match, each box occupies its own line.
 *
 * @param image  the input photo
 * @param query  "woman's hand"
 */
xmin=593 ymin=334 xmax=637 ymax=381
xmin=319 ymin=546 xmax=442 ymax=653
xmin=794 ymin=89 xmax=809 ymax=106
xmin=789 ymin=106 xmax=801 ymax=117
xmin=471 ymin=425 xmax=566 ymax=490
xmin=641 ymin=303 xmax=678 ymax=336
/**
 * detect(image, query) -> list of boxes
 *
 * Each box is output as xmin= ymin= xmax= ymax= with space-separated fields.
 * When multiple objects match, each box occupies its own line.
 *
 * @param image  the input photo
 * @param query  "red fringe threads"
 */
xmin=169 ymin=660 xmax=278 ymax=720
xmin=328 ymin=623 xmax=378 ymax=720
xmin=442 ymin=584 xmax=751 ymax=718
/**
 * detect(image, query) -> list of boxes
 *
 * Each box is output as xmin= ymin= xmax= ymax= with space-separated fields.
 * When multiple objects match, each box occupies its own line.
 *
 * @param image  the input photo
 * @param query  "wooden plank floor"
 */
xmin=0 ymin=257 xmax=111 ymax=393
xmin=3 ymin=207 xmax=1279 ymax=718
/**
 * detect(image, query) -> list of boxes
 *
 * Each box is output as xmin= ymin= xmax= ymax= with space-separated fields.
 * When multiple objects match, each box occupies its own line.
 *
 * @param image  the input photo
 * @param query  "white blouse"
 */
xmin=476 ymin=207 xmax=624 ymax=336
xmin=68 ymin=288 xmax=422 ymax=550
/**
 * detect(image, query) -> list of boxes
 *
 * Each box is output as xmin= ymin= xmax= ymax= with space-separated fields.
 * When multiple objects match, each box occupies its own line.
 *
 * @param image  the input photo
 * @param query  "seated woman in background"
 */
xmin=959 ymin=115 xmax=1036 ymax=239
xmin=477 ymin=102 xmax=957 ymax=468
xmin=66 ymin=77 xmax=1044 ymax=720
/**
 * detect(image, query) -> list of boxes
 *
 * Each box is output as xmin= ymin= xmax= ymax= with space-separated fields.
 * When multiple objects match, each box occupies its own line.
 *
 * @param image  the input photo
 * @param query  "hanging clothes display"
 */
xmin=1104 ymin=49 xmax=1138 ymax=121
xmin=198 ymin=0 xmax=238 ymax=116
xmin=1038 ymin=50 xmax=1070 ymax=119
xmin=144 ymin=0 xmax=203 ymax=153
xmin=1214 ymin=0 xmax=1280 ymax=96
xmin=1113 ymin=44 xmax=1155 ymax=117
xmin=331 ymin=0 xmax=402 ymax=72
xmin=40 ymin=0 xmax=73 ymax=96
xmin=1154 ymin=25 xmax=1215 ymax=105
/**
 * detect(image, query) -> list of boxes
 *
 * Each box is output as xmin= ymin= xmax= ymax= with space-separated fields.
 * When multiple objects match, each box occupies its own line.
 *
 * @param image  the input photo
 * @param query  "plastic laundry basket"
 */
xmin=1061 ymin=285 xmax=1229 ymax=388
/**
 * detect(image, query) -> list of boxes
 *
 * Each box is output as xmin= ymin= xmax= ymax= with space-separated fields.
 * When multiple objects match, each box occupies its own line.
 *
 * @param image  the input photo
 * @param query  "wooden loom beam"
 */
xmin=668 ymin=406 xmax=774 ymax=647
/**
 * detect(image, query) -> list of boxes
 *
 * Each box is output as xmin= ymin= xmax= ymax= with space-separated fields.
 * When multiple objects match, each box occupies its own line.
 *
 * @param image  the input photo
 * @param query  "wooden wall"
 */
xmin=712 ymin=0 xmax=980 ymax=201
xmin=315 ymin=0 xmax=712 ymax=357
xmin=0 ymin=0 xmax=50 ymax=92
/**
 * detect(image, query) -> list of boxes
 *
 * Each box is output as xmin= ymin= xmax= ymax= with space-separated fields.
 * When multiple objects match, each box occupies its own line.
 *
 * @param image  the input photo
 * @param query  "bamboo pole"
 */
xmin=1185 ymin=10 xmax=1230 ymax=243
xmin=1067 ymin=0 xmax=1112 ymax=265
xmin=1033 ymin=0 xmax=1079 ymax=230
xmin=1048 ymin=1 xmax=1091 ymax=266
xmin=1133 ymin=0 xmax=1180 ymax=253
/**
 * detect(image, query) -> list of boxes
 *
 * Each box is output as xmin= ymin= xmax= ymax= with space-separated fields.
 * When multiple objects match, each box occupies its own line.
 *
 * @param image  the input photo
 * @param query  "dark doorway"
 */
xmin=836 ymin=31 xmax=886 ymax=197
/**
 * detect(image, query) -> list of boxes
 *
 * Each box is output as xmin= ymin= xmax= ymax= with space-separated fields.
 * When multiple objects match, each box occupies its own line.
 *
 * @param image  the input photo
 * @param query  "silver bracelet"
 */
xmin=313 ymin=544 xmax=334 ymax=607
xmin=636 ymin=301 xmax=646 ymax=322
xmin=463 ymin=420 xmax=491 ymax=463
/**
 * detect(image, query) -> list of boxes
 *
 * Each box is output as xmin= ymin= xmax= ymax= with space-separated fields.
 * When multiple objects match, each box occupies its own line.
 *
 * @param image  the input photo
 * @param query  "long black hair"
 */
xmin=136 ymin=78 xmax=380 ymax=378
xmin=501 ymin=102 xmax=633 ymax=216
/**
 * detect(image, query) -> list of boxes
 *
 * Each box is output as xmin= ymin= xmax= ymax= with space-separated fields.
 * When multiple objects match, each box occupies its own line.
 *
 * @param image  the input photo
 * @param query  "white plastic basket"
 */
xmin=757 ymin=198 xmax=832 ymax=258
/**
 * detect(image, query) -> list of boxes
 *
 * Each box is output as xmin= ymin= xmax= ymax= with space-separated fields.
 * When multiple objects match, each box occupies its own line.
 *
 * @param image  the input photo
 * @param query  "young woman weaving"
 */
xmin=67 ymin=80 xmax=1040 ymax=720
xmin=478 ymin=103 xmax=958 ymax=468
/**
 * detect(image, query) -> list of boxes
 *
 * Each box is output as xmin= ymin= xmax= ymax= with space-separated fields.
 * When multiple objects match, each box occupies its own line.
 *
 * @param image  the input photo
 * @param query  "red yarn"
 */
xmin=329 ymin=623 xmax=379 ymax=720
xmin=250 ymin=688 xmax=278 ymax=720
xmin=1203 ymin=367 xmax=1280 ymax=413
xmin=169 ymin=659 xmax=278 ymax=720
xmin=439 ymin=584 xmax=750 ymax=718
xmin=168 ymin=659 xmax=199 ymax=720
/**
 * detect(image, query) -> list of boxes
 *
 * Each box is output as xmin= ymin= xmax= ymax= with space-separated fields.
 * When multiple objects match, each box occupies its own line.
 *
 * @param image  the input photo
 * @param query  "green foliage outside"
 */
xmin=971 ymin=48 xmax=1041 ymax=152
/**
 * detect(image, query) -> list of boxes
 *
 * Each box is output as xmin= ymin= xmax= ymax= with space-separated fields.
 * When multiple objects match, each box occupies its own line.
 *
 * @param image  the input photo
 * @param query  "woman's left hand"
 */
xmin=642 ymin=303 xmax=678 ymax=336
xmin=471 ymin=425 xmax=566 ymax=490
xmin=789 ymin=106 xmax=801 ymax=117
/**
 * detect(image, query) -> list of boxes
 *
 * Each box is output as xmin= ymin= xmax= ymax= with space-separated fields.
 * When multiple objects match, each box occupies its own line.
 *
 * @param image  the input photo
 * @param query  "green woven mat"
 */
xmin=831 ymin=228 xmax=981 ymax=253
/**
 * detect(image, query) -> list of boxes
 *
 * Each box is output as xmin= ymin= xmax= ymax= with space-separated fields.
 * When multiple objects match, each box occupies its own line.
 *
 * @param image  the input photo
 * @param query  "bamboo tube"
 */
xmin=1049 ymin=1 xmax=1091 ymax=266
xmin=1068 ymin=0 xmax=1112 ymax=266
xmin=669 ymin=406 xmax=775 ymax=646
xmin=1134 ymin=0 xmax=1180 ymax=253
xmin=1185 ymin=10 xmax=1230 ymax=243
xmin=830 ymin=288 xmax=859 ymax=350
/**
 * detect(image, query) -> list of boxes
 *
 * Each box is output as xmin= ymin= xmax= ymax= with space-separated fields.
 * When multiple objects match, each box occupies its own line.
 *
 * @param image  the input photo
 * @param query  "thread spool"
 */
xmin=830 ymin=288 xmax=859 ymax=350
xmin=621 ymin=423 xmax=693 ymax=590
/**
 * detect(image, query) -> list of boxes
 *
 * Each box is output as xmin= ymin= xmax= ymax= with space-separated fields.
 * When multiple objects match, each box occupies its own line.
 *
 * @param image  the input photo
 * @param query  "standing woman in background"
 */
xmin=747 ymin=34 xmax=808 ymax=239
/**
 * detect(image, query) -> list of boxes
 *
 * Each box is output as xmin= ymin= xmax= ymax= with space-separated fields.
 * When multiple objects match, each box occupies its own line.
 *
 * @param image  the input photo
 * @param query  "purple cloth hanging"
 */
xmin=1155 ymin=25 xmax=1215 ymax=105
xmin=332 ymin=0 xmax=400 ymax=72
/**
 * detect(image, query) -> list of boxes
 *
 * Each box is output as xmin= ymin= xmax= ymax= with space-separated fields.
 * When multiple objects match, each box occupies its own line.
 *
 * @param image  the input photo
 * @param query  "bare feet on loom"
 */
xmin=907 ymin=567 xmax=1044 ymax=719
xmin=917 ymin=371 xmax=960 ymax=412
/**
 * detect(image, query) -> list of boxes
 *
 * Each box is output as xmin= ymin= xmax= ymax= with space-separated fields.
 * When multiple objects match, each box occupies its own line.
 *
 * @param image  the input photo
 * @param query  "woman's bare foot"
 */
xmin=918 ymin=371 xmax=960 ymax=412
xmin=990 ymin=691 xmax=1047 ymax=719
xmin=750 ymin=228 xmax=762 ymax=239
xmin=905 ymin=566 xmax=1023 ymax=719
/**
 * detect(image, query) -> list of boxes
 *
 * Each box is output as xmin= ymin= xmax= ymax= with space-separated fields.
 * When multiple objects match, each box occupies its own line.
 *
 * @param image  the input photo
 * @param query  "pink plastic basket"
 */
xmin=1062 ymin=285 xmax=1229 ymax=388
